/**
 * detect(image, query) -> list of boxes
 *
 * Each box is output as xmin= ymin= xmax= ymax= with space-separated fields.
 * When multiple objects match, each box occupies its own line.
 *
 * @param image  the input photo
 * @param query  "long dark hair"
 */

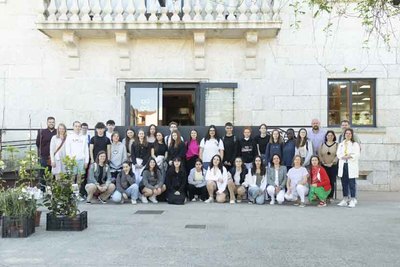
xmin=270 ymin=154 xmax=282 ymax=166
xmin=194 ymin=158 xmax=204 ymax=176
xmin=137 ymin=128 xmax=148 ymax=146
xmin=343 ymin=128 xmax=355 ymax=143
xmin=295 ymin=128 xmax=308 ymax=148
xmin=142 ymin=157 xmax=160 ymax=179
xmin=205 ymin=125 xmax=219 ymax=141
xmin=251 ymin=155 xmax=266 ymax=176
xmin=122 ymin=160 xmax=134 ymax=176
xmin=170 ymin=130 xmax=182 ymax=148
xmin=325 ymin=130 xmax=337 ymax=142
xmin=125 ymin=128 xmax=136 ymax=152
xmin=210 ymin=154 xmax=223 ymax=172
xmin=95 ymin=150 xmax=108 ymax=165
xmin=147 ymin=124 xmax=157 ymax=138
xmin=153 ymin=131 xmax=165 ymax=154
xmin=269 ymin=129 xmax=283 ymax=144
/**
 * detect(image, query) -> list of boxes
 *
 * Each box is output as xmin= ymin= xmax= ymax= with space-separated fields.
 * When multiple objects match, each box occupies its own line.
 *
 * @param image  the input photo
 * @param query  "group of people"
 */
xmin=36 ymin=118 xmax=361 ymax=208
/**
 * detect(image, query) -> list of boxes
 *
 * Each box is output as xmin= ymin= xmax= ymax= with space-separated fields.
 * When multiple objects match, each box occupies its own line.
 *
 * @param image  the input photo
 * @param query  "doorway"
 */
xmin=162 ymin=89 xmax=195 ymax=125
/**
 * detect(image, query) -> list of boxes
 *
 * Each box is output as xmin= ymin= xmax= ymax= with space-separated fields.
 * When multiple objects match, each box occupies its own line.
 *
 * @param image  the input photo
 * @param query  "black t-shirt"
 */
xmin=97 ymin=165 xmax=104 ymax=184
xmin=222 ymin=135 xmax=237 ymax=164
xmin=153 ymin=143 xmax=168 ymax=156
xmin=90 ymin=135 xmax=111 ymax=159
xmin=255 ymin=134 xmax=270 ymax=155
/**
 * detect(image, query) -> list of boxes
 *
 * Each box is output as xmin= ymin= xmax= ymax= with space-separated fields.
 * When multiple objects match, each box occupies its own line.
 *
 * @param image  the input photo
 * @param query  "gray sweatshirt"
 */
xmin=187 ymin=168 xmax=207 ymax=188
xmin=110 ymin=142 xmax=127 ymax=170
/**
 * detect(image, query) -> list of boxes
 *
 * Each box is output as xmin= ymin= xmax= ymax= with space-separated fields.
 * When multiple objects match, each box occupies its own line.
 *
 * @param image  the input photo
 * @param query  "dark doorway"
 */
xmin=162 ymin=89 xmax=195 ymax=125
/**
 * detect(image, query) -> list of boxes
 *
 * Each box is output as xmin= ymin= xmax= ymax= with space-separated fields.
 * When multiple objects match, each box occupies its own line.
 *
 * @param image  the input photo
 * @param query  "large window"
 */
xmin=328 ymin=79 xmax=376 ymax=127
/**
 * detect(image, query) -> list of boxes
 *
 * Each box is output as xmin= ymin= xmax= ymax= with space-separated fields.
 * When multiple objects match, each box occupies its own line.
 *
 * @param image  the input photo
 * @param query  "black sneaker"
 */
xmin=98 ymin=196 xmax=107 ymax=204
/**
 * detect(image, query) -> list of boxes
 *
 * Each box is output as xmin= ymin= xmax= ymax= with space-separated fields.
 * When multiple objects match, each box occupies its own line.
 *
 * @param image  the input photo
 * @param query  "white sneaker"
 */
xmin=205 ymin=197 xmax=214 ymax=203
xmin=229 ymin=200 xmax=235 ymax=204
xmin=354 ymin=198 xmax=358 ymax=205
xmin=348 ymin=199 xmax=356 ymax=208
xmin=131 ymin=199 xmax=137 ymax=205
xmin=149 ymin=195 xmax=158 ymax=204
xmin=337 ymin=199 xmax=348 ymax=207
xmin=191 ymin=198 xmax=197 ymax=202
xmin=270 ymin=199 xmax=275 ymax=205
xmin=141 ymin=196 xmax=148 ymax=204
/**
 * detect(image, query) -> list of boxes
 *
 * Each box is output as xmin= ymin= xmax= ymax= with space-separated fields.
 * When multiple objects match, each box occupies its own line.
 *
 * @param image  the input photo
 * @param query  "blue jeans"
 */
xmin=341 ymin=163 xmax=356 ymax=198
xmin=248 ymin=186 xmax=265 ymax=205
xmin=111 ymin=184 xmax=139 ymax=203
xmin=203 ymin=162 xmax=210 ymax=171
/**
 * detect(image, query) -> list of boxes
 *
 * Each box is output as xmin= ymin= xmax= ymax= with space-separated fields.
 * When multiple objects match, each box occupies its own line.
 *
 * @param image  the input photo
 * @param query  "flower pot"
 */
xmin=46 ymin=211 xmax=88 ymax=231
xmin=1 ymin=216 xmax=35 ymax=238
xmin=35 ymin=210 xmax=42 ymax=227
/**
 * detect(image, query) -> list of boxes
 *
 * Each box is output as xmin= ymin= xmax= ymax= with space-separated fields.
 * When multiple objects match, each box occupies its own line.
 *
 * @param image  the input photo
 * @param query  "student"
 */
xmin=282 ymin=128 xmax=296 ymax=171
xmin=36 ymin=116 xmax=56 ymax=191
xmin=80 ymin=122 xmax=91 ymax=197
xmin=318 ymin=130 xmax=338 ymax=202
xmin=122 ymin=128 xmax=136 ymax=159
xmin=264 ymin=129 xmax=284 ymax=166
xmin=166 ymin=157 xmax=187 ymax=205
xmin=111 ymin=161 xmax=139 ymax=204
xmin=105 ymin=119 xmax=116 ymax=140
xmin=222 ymin=122 xmax=237 ymax=170
xmin=147 ymin=124 xmax=157 ymax=144
xmin=187 ymin=159 xmax=208 ymax=202
xmin=237 ymin=127 xmax=257 ymax=170
xmin=151 ymin=131 xmax=168 ymax=177
xmin=49 ymin=123 xmax=67 ymax=179
xmin=284 ymin=155 xmax=309 ymax=207
xmin=205 ymin=154 xmax=228 ymax=203
xmin=294 ymin=128 xmax=313 ymax=167
xmin=81 ymin=122 xmax=91 ymax=146
xmin=337 ymin=128 xmax=360 ymax=208
xmin=185 ymin=129 xmax=200 ymax=174
xmin=139 ymin=157 xmax=166 ymax=203
xmin=199 ymin=125 xmax=224 ymax=170
xmin=167 ymin=130 xmax=186 ymax=166
xmin=131 ymin=129 xmax=150 ymax=185
xmin=227 ymin=157 xmax=247 ymax=204
xmin=65 ymin=121 xmax=89 ymax=186
xmin=109 ymin=131 xmax=127 ymax=181
xmin=255 ymin=123 xmax=270 ymax=162
xmin=266 ymin=154 xmax=287 ymax=205
xmin=307 ymin=118 xmax=326 ymax=156
xmin=308 ymin=156 xmax=331 ymax=207
xmin=90 ymin=122 xmax=111 ymax=163
xmin=164 ymin=121 xmax=183 ymax=146
xmin=85 ymin=151 xmax=115 ymax=204
xmin=242 ymin=155 xmax=267 ymax=205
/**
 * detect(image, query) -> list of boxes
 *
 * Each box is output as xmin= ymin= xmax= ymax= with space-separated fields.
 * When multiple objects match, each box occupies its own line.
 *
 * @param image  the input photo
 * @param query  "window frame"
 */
xmin=327 ymin=78 xmax=377 ymax=128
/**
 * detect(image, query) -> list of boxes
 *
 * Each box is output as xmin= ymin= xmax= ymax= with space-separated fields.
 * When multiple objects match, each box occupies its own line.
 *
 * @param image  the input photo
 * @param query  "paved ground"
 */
xmin=1 ymin=191 xmax=400 ymax=267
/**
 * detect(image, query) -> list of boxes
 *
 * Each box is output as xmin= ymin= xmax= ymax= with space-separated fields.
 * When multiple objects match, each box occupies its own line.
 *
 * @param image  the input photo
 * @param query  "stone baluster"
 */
xmin=37 ymin=0 xmax=46 ymax=22
xmin=47 ymin=0 xmax=57 ymax=22
xmin=260 ymin=0 xmax=272 ymax=21
xmin=204 ymin=0 xmax=213 ymax=21
xmin=249 ymin=0 xmax=258 ymax=21
xmin=126 ymin=0 xmax=136 ymax=22
xmin=182 ymin=0 xmax=192 ymax=22
xmin=238 ymin=0 xmax=248 ymax=22
xmin=215 ymin=1 xmax=225 ymax=21
xmin=159 ymin=6 xmax=169 ymax=22
xmin=171 ymin=0 xmax=181 ymax=22
xmin=103 ymin=0 xmax=113 ymax=22
xmin=272 ymin=0 xmax=280 ymax=20
xmin=136 ymin=0 xmax=147 ymax=22
xmin=148 ymin=0 xmax=158 ymax=22
xmin=58 ymin=0 xmax=68 ymax=22
xmin=227 ymin=0 xmax=237 ymax=22
xmin=69 ymin=0 xmax=80 ymax=22
xmin=92 ymin=0 xmax=102 ymax=22
xmin=114 ymin=0 xmax=125 ymax=22
xmin=80 ymin=0 xmax=91 ymax=22
xmin=193 ymin=0 xmax=202 ymax=21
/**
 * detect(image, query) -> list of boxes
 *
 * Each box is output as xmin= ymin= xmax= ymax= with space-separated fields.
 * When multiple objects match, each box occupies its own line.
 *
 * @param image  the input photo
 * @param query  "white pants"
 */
xmin=284 ymin=184 xmax=309 ymax=203
xmin=266 ymin=185 xmax=285 ymax=204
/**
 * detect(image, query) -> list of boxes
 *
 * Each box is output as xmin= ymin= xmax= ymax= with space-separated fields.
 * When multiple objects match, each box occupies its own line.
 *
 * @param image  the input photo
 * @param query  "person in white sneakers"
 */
xmin=111 ymin=161 xmax=138 ymax=204
xmin=337 ymin=128 xmax=360 ymax=208
xmin=139 ymin=157 xmax=166 ymax=203
xmin=205 ymin=154 xmax=228 ymax=203
xmin=266 ymin=154 xmax=287 ymax=205
xmin=227 ymin=157 xmax=247 ymax=204
xmin=284 ymin=155 xmax=309 ymax=207
xmin=242 ymin=155 xmax=267 ymax=205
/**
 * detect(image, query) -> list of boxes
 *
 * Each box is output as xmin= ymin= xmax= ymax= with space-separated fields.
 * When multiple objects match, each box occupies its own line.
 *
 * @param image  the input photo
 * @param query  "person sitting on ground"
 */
xmin=242 ymin=155 xmax=267 ymax=205
xmin=227 ymin=157 xmax=247 ymax=204
xmin=308 ymin=155 xmax=331 ymax=207
xmin=166 ymin=157 xmax=187 ymax=205
xmin=111 ymin=161 xmax=139 ymax=205
xmin=187 ymin=158 xmax=208 ymax=202
xmin=139 ymin=157 xmax=166 ymax=204
xmin=266 ymin=154 xmax=287 ymax=205
xmin=284 ymin=155 xmax=309 ymax=207
xmin=205 ymin=154 xmax=228 ymax=203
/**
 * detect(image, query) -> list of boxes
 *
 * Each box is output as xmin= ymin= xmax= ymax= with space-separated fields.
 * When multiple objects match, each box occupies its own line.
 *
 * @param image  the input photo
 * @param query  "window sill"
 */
xmin=329 ymin=127 xmax=386 ymax=134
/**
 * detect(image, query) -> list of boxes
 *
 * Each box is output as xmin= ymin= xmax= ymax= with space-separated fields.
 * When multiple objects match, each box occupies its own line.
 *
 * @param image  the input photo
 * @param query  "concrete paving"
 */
xmin=1 ymin=191 xmax=400 ymax=267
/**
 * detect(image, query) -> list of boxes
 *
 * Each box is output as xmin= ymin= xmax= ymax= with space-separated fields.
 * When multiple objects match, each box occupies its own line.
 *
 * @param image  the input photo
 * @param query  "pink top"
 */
xmin=186 ymin=140 xmax=199 ymax=159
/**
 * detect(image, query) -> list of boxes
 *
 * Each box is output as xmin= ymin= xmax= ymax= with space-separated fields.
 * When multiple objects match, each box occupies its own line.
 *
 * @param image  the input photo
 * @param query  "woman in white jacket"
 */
xmin=50 ymin=123 xmax=67 ymax=178
xmin=242 ymin=155 xmax=267 ymax=205
xmin=205 ymin=154 xmax=228 ymax=203
xmin=337 ymin=128 xmax=361 ymax=208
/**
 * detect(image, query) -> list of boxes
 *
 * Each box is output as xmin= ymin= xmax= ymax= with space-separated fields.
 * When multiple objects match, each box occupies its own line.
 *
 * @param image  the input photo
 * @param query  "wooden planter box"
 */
xmin=2 ymin=216 xmax=35 ymax=238
xmin=46 ymin=211 xmax=88 ymax=231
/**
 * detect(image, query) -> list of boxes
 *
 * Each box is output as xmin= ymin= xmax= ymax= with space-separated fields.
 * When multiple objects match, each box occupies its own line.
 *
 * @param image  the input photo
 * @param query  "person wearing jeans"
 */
xmin=112 ymin=161 xmax=139 ymax=204
xmin=242 ymin=156 xmax=267 ymax=205
xmin=266 ymin=154 xmax=287 ymax=205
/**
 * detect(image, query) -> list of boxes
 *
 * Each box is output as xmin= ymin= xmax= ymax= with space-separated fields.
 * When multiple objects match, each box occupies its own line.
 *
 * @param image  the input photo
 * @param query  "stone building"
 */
xmin=0 ymin=0 xmax=399 ymax=190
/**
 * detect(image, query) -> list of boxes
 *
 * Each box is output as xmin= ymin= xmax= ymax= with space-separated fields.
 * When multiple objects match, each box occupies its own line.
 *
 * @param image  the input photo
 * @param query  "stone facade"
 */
xmin=0 ymin=0 xmax=399 ymax=190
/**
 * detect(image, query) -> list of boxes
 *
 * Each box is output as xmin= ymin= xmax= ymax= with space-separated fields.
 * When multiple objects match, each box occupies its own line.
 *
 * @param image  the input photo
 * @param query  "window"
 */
xmin=328 ymin=79 xmax=376 ymax=127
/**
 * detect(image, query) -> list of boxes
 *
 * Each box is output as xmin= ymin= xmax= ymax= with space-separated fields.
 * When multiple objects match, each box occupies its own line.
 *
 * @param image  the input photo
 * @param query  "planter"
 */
xmin=2 ymin=216 xmax=35 ymax=238
xmin=46 ymin=211 xmax=88 ymax=231
xmin=35 ymin=210 xmax=42 ymax=227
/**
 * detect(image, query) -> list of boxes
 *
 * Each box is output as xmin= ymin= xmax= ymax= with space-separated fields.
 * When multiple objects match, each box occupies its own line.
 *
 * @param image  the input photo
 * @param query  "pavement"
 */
xmin=0 ymin=191 xmax=399 ymax=267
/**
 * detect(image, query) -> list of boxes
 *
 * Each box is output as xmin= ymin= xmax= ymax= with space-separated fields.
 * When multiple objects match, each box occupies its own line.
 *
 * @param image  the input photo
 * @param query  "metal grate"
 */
xmin=185 ymin=224 xmax=206 ymax=229
xmin=134 ymin=210 xmax=164 ymax=215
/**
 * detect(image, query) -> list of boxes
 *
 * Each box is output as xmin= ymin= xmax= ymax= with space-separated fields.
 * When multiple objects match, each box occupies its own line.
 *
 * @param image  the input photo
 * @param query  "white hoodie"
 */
xmin=205 ymin=166 xmax=228 ymax=194
xmin=65 ymin=131 xmax=89 ymax=163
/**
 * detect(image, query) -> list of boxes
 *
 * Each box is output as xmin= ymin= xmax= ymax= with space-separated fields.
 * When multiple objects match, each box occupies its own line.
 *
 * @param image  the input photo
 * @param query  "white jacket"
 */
xmin=243 ymin=170 xmax=267 ymax=191
xmin=50 ymin=135 xmax=66 ymax=163
xmin=337 ymin=141 xmax=360 ymax=178
xmin=65 ymin=132 xmax=89 ymax=163
xmin=205 ymin=166 xmax=228 ymax=194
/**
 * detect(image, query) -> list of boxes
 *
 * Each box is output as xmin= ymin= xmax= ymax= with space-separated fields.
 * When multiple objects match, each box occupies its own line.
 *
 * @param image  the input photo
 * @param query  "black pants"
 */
xmin=185 ymin=156 xmax=198 ymax=175
xmin=324 ymin=164 xmax=338 ymax=198
xmin=187 ymin=184 xmax=208 ymax=201
xmin=39 ymin=158 xmax=51 ymax=192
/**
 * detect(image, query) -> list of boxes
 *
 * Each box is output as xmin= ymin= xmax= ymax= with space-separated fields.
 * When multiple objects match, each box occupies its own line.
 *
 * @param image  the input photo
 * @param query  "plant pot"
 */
xmin=2 ymin=216 xmax=35 ymax=238
xmin=35 ymin=210 xmax=42 ymax=227
xmin=46 ymin=211 xmax=88 ymax=231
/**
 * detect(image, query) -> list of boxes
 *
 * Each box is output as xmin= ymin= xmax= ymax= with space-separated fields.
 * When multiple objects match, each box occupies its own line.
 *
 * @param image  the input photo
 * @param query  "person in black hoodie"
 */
xmin=227 ymin=157 xmax=248 ymax=203
xmin=166 ymin=157 xmax=187 ymax=205
xmin=264 ymin=129 xmax=284 ymax=167
xmin=237 ymin=127 xmax=257 ymax=170
xmin=167 ymin=130 xmax=186 ymax=166
xmin=283 ymin=128 xmax=296 ymax=171
xmin=222 ymin=122 xmax=238 ymax=171
xmin=131 ymin=129 xmax=150 ymax=185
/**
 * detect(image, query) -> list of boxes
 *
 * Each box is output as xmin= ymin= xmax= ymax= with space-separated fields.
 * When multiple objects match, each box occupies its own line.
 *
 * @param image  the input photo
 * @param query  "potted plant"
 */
xmin=43 ymin=156 xmax=87 ymax=231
